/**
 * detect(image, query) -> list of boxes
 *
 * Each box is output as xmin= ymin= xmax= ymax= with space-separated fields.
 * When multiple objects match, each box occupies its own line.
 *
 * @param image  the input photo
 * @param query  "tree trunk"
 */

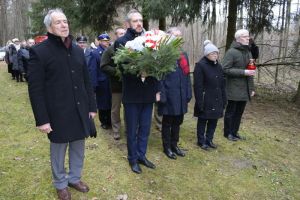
xmin=294 ymin=81 xmax=300 ymax=106
xmin=275 ymin=0 xmax=286 ymax=86
xmin=225 ymin=0 xmax=238 ymax=51
xmin=143 ymin=18 xmax=149 ymax=31
xmin=237 ymin=3 xmax=243 ymax=29
xmin=159 ymin=17 xmax=166 ymax=31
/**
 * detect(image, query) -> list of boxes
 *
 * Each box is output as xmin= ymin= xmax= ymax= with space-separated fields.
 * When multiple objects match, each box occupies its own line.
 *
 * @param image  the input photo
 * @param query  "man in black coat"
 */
xmin=27 ymin=9 xmax=97 ymax=200
xmin=114 ymin=9 xmax=159 ymax=174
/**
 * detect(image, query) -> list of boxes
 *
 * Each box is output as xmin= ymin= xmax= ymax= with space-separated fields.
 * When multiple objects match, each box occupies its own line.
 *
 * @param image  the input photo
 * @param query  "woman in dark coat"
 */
xmin=193 ymin=40 xmax=227 ymax=150
xmin=158 ymin=51 xmax=192 ymax=159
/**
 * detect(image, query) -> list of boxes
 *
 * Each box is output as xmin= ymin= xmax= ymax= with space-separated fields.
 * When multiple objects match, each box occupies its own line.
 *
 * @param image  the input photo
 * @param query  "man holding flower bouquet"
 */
xmin=114 ymin=9 xmax=158 ymax=174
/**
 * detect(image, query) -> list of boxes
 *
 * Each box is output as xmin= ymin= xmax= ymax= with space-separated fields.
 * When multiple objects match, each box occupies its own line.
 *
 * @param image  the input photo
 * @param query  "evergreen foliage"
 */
xmin=113 ymin=37 xmax=184 ymax=80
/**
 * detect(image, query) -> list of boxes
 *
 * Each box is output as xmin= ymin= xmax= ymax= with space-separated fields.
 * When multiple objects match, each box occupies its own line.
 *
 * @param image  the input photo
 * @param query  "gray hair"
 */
xmin=234 ymin=29 xmax=249 ymax=39
xmin=114 ymin=27 xmax=125 ymax=34
xmin=43 ymin=8 xmax=65 ymax=28
xmin=166 ymin=27 xmax=181 ymax=34
xmin=125 ymin=9 xmax=141 ymax=22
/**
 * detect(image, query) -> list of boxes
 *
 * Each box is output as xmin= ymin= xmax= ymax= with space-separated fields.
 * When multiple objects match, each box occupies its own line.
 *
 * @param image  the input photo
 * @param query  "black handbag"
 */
xmin=89 ymin=118 xmax=97 ymax=138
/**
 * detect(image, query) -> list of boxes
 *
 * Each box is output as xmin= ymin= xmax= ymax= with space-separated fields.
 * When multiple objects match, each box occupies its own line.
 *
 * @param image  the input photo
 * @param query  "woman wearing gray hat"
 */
xmin=193 ymin=40 xmax=227 ymax=150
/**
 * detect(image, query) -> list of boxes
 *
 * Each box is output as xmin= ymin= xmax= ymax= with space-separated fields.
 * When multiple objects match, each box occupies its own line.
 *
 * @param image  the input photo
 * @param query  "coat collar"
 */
xmin=125 ymin=28 xmax=144 ymax=40
xmin=202 ymin=56 xmax=219 ymax=66
xmin=47 ymin=32 xmax=74 ymax=49
xmin=230 ymin=40 xmax=249 ymax=51
xmin=97 ymin=44 xmax=106 ymax=52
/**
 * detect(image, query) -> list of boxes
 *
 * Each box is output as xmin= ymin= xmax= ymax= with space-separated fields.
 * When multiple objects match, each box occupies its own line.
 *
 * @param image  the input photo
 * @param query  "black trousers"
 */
xmin=224 ymin=100 xmax=247 ymax=137
xmin=161 ymin=115 xmax=183 ymax=150
xmin=12 ymin=70 xmax=23 ymax=82
xmin=98 ymin=109 xmax=111 ymax=126
xmin=197 ymin=118 xmax=218 ymax=145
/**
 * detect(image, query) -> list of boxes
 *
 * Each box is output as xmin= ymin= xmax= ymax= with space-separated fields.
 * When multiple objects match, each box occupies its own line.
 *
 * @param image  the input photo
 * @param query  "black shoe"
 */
xmin=206 ymin=141 xmax=217 ymax=149
xmin=130 ymin=162 xmax=142 ymax=174
xmin=138 ymin=158 xmax=156 ymax=169
xmin=198 ymin=143 xmax=209 ymax=151
xmin=164 ymin=148 xmax=177 ymax=159
xmin=171 ymin=146 xmax=185 ymax=157
xmin=101 ymin=124 xmax=109 ymax=129
xmin=227 ymin=134 xmax=238 ymax=141
xmin=234 ymin=134 xmax=246 ymax=140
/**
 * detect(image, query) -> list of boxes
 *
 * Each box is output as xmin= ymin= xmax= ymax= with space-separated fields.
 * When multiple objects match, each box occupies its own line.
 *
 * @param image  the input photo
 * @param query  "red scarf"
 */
xmin=179 ymin=52 xmax=190 ymax=75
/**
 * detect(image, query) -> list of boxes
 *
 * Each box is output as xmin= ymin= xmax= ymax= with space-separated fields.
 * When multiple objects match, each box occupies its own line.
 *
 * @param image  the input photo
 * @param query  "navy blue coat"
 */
xmin=158 ymin=65 xmax=192 ymax=116
xmin=84 ymin=47 xmax=93 ymax=66
xmin=193 ymin=57 xmax=227 ymax=119
xmin=115 ymin=28 xmax=159 ymax=104
xmin=88 ymin=45 xmax=111 ymax=110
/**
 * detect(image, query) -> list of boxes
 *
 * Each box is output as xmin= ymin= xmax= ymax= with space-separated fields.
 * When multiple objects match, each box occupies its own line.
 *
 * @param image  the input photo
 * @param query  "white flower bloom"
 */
xmin=125 ymin=36 xmax=145 ymax=51
xmin=124 ymin=29 xmax=167 ymax=51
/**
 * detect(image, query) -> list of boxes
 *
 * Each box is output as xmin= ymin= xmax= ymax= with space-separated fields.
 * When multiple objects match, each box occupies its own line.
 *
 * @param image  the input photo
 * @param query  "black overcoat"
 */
xmin=193 ymin=57 xmax=227 ymax=119
xmin=114 ymin=28 xmax=159 ymax=104
xmin=27 ymin=32 xmax=97 ymax=143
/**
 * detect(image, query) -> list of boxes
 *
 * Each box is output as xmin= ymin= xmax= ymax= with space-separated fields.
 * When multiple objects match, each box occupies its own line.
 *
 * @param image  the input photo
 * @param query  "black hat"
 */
xmin=76 ymin=36 xmax=88 ymax=42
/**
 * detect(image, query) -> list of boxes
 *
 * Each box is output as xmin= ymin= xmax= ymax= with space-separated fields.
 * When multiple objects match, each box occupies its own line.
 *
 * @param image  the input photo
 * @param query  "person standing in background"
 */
xmin=194 ymin=40 xmax=226 ymax=150
xmin=222 ymin=29 xmax=255 ymax=141
xmin=101 ymin=27 xmax=126 ymax=140
xmin=88 ymin=33 xmax=112 ymax=130
xmin=158 ymin=27 xmax=192 ymax=159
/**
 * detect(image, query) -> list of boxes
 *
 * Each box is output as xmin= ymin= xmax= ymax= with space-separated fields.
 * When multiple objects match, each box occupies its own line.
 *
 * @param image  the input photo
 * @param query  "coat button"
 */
xmin=74 ymin=86 xmax=78 ymax=89
xmin=212 ymin=108 xmax=215 ymax=111
xmin=71 ymin=70 xmax=75 ymax=73
xmin=77 ymin=102 xmax=80 ymax=105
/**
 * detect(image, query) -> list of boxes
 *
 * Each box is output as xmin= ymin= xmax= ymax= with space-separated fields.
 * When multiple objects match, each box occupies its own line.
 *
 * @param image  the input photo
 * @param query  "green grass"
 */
xmin=0 ymin=61 xmax=299 ymax=200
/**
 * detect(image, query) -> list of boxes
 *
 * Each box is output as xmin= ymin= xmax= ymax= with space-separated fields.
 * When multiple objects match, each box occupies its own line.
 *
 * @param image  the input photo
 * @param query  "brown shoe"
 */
xmin=56 ymin=188 xmax=71 ymax=200
xmin=68 ymin=181 xmax=89 ymax=193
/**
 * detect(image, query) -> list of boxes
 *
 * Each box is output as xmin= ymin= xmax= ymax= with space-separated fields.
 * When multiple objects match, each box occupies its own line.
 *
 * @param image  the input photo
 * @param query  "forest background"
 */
xmin=1 ymin=0 xmax=300 ymax=103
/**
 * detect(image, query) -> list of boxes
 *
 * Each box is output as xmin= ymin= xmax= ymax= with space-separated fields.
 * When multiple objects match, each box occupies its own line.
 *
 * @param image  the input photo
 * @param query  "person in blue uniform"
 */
xmin=88 ymin=33 xmax=112 ymax=129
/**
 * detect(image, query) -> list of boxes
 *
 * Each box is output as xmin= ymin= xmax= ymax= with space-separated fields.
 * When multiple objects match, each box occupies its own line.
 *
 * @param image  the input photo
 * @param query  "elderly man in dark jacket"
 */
xmin=114 ymin=9 xmax=159 ymax=174
xmin=222 ymin=29 xmax=255 ymax=141
xmin=27 ymin=9 xmax=96 ymax=200
xmin=158 ymin=27 xmax=192 ymax=159
xmin=88 ymin=33 xmax=112 ymax=130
